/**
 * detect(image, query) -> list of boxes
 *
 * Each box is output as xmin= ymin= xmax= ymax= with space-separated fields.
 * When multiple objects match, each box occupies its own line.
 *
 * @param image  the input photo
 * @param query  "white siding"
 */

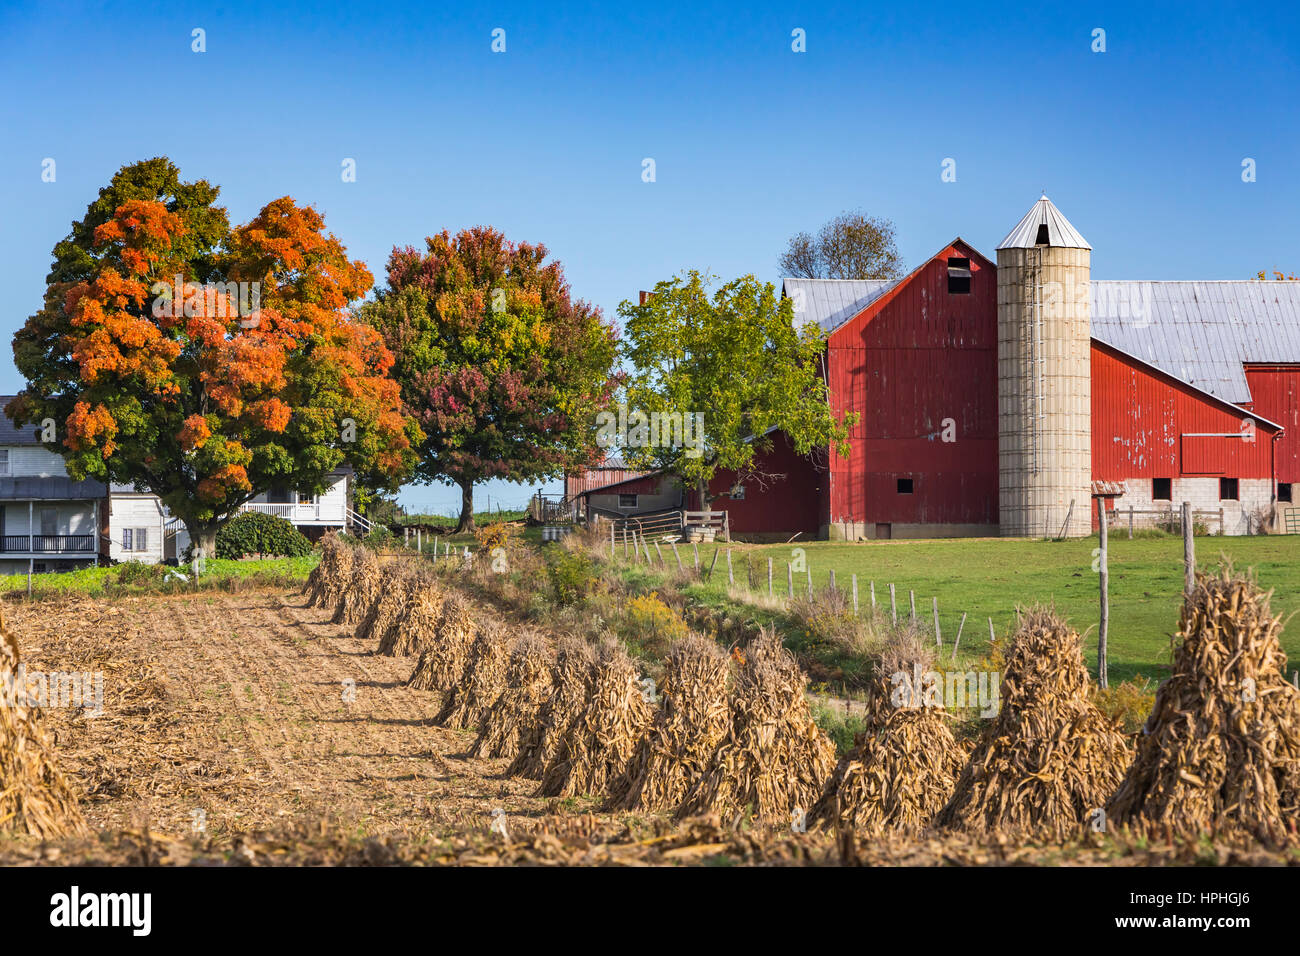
xmin=109 ymin=496 xmax=165 ymax=564
xmin=0 ymin=445 xmax=70 ymax=477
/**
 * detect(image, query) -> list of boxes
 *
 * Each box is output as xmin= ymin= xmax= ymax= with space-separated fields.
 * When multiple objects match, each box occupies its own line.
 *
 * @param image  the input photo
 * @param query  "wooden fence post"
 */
xmin=1182 ymin=500 xmax=1195 ymax=596
xmin=851 ymin=574 xmax=858 ymax=615
xmin=787 ymin=563 xmax=793 ymax=598
xmin=1098 ymin=496 xmax=1110 ymax=690
xmin=909 ymin=590 xmax=916 ymax=623
xmin=988 ymin=616 xmax=995 ymax=645
xmin=889 ymin=583 xmax=897 ymax=624
xmin=692 ymin=542 xmax=700 ymax=573
xmin=610 ymin=523 xmax=616 ymax=555
xmin=951 ymin=612 xmax=966 ymax=663
xmin=828 ymin=569 xmax=836 ymax=593
xmin=1128 ymin=505 xmax=1134 ymax=540
xmin=726 ymin=549 xmax=734 ymax=587
xmin=670 ymin=541 xmax=683 ymax=571
xmin=932 ymin=596 xmax=941 ymax=647
xmin=654 ymin=541 xmax=664 ymax=565
xmin=870 ymin=580 xmax=876 ymax=608
xmin=768 ymin=557 xmax=773 ymax=596
xmin=705 ymin=548 xmax=720 ymax=581
xmin=806 ymin=563 xmax=813 ymax=598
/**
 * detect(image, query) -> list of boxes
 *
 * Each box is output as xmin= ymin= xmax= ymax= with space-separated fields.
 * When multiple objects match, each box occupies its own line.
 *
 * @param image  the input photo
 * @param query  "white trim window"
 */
xmin=0 ymin=449 xmax=9 ymax=476
xmin=122 ymin=528 xmax=133 ymax=551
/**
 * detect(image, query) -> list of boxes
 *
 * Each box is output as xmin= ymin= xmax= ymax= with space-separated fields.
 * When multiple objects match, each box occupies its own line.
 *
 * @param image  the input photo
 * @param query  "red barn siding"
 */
xmin=1244 ymin=365 xmax=1300 ymax=483
xmin=1091 ymin=343 xmax=1276 ymax=479
xmin=686 ymin=431 xmax=822 ymax=534
xmin=825 ymin=240 xmax=999 ymax=529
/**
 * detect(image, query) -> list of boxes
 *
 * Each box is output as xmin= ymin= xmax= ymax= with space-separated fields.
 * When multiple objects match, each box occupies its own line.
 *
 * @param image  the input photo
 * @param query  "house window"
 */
xmin=0 ymin=449 xmax=9 ymax=476
xmin=947 ymin=257 xmax=971 ymax=295
xmin=618 ymin=493 xmax=638 ymax=509
xmin=40 ymin=508 xmax=57 ymax=537
xmin=122 ymin=528 xmax=133 ymax=551
xmin=897 ymin=478 xmax=914 ymax=494
xmin=730 ymin=486 xmax=746 ymax=501
xmin=1152 ymin=478 xmax=1172 ymax=501
xmin=134 ymin=528 xmax=149 ymax=552
xmin=1219 ymin=477 xmax=1239 ymax=500
xmin=1279 ymin=483 xmax=1293 ymax=503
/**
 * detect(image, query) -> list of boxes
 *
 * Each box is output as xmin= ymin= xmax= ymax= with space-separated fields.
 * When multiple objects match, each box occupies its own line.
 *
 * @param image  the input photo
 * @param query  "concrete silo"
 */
xmin=996 ymin=196 xmax=1092 ymax=537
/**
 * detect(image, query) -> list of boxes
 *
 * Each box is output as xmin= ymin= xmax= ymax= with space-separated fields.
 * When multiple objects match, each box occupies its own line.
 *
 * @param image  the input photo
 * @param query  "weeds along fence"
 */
xmin=598 ymin=526 xmax=990 ymax=666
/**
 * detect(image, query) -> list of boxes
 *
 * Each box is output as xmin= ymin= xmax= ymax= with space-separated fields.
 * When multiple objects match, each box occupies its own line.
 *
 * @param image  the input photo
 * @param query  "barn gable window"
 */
xmin=946 ymin=257 xmax=971 ymax=294
xmin=1219 ymin=477 xmax=1239 ymax=501
xmin=1152 ymin=478 xmax=1171 ymax=500
xmin=618 ymin=493 xmax=638 ymax=509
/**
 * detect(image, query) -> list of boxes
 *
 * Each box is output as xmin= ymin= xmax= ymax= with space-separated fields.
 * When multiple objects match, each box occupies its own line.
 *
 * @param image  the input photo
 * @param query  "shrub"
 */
xmin=215 ymin=512 xmax=313 ymax=559
xmin=1093 ymin=677 xmax=1157 ymax=734
xmin=545 ymin=547 xmax=598 ymax=606
xmin=625 ymin=592 xmax=689 ymax=643
xmin=475 ymin=521 xmax=515 ymax=552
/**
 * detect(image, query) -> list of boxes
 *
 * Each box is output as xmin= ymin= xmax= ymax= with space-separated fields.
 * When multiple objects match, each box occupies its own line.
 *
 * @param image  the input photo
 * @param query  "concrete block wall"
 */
xmin=1105 ymin=477 xmax=1273 ymax=535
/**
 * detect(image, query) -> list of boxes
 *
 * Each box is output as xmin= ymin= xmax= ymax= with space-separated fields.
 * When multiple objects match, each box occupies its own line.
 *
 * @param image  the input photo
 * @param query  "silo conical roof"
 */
xmin=997 ymin=195 xmax=1090 ymax=250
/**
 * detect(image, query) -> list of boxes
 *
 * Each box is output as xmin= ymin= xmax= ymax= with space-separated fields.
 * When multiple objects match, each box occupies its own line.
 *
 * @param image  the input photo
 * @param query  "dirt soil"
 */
xmin=3 ymin=588 xmax=576 ymax=843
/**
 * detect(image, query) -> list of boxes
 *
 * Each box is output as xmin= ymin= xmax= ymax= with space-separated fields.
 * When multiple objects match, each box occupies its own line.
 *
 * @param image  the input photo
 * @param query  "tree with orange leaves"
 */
xmin=9 ymin=158 xmax=419 ymax=556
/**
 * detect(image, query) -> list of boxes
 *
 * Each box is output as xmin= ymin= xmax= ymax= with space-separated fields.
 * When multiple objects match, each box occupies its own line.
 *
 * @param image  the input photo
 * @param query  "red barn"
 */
xmin=571 ymin=197 xmax=1300 ymax=538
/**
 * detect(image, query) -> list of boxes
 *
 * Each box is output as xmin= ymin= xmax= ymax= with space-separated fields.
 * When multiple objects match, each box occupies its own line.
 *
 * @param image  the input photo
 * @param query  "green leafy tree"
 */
xmin=361 ymin=227 xmax=619 ymax=532
xmin=616 ymin=271 xmax=856 ymax=510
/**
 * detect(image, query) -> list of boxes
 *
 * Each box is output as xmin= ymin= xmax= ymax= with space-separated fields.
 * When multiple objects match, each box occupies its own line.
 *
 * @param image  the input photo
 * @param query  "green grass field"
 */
xmin=627 ymin=533 xmax=1300 ymax=684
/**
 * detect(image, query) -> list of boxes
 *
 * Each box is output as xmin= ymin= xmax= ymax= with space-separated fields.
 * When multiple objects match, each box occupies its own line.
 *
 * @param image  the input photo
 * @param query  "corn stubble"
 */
xmin=1108 ymin=569 xmax=1300 ymax=843
xmin=936 ymin=608 xmax=1131 ymax=841
xmin=605 ymin=635 xmax=731 ymax=813
xmin=0 ymin=613 xmax=87 ymax=839
xmin=540 ymin=639 xmax=652 ymax=798
xmin=677 ymin=630 xmax=835 ymax=823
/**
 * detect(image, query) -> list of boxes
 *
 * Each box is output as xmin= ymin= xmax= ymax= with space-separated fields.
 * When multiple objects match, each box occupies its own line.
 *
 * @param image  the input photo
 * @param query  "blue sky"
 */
xmin=1 ymin=1 xmax=1296 ymax=515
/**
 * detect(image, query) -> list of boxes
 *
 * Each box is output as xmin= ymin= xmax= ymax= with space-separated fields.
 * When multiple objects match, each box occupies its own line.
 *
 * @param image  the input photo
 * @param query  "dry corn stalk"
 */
xmin=304 ymin=531 xmax=343 ymax=607
xmin=407 ymin=590 xmax=476 ymax=690
xmin=471 ymin=633 xmax=555 ymax=760
xmin=936 ymin=607 xmax=1131 ymax=841
xmin=809 ymin=671 xmax=964 ymax=834
xmin=436 ymin=620 xmax=512 ymax=730
xmin=357 ymin=563 xmax=412 ymax=646
xmin=1109 ymin=568 xmax=1300 ymax=843
xmin=0 ymin=612 xmax=87 ymax=839
xmin=606 ymin=635 xmax=730 ymax=813
xmin=506 ymin=637 xmax=595 ymax=780
xmin=381 ymin=573 xmax=444 ymax=658
xmin=677 ymin=629 xmax=835 ymax=823
xmin=332 ymin=546 xmax=381 ymax=626
xmin=540 ymin=639 xmax=652 ymax=798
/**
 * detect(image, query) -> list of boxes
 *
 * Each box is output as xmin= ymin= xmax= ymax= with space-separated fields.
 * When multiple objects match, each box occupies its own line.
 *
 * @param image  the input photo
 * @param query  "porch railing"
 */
xmin=0 ymin=534 xmax=96 ymax=553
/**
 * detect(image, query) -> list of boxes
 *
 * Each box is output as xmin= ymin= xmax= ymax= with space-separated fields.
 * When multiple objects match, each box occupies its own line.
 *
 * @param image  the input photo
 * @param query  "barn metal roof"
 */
xmin=1090 ymin=281 xmax=1300 ymax=405
xmin=997 ymin=195 xmax=1091 ymax=250
xmin=781 ymin=278 xmax=900 ymax=333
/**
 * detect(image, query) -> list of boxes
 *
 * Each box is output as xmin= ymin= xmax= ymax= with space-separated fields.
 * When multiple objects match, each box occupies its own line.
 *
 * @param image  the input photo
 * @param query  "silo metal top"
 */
xmin=997 ymin=194 xmax=1090 ymax=250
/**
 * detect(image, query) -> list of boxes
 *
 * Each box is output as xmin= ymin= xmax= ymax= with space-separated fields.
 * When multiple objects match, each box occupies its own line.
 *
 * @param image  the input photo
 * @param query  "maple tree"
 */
xmin=361 ymin=227 xmax=618 ymax=532
xmin=617 ymin=271 xmax=856 ymax=511
xmin=9 ymin=158 xmax=419 ymax=556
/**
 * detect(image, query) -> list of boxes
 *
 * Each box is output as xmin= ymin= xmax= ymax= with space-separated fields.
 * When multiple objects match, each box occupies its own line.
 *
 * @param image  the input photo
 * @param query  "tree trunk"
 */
xmin=184 ymin=521 xmax=219 ymax=563
xmin=455 ymin=480 xmax=476 ymax=534
xmin=696 ymin=476 xmax=711 ymax=514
